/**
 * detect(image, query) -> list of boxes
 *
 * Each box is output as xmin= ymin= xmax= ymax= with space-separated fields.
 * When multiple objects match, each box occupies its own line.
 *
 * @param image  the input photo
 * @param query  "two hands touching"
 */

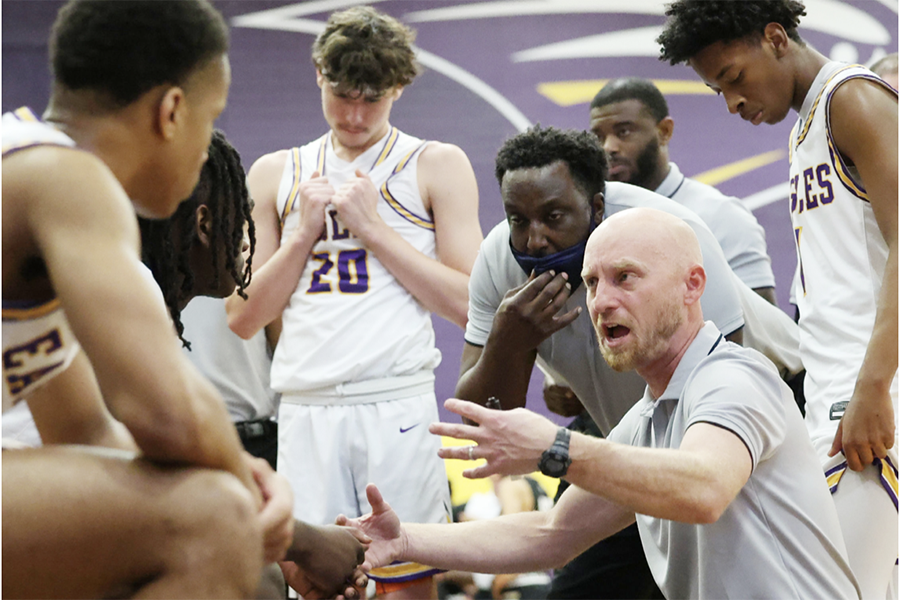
xmin=295 ymin=169 xmax=384 ymax=243
xmin=280 ymin=524 xmax=370 ymax=600
xmin=246 ymin=454 xmax=370 ymax=599
xmin=340 ymin=399 xmax=562 ymax=574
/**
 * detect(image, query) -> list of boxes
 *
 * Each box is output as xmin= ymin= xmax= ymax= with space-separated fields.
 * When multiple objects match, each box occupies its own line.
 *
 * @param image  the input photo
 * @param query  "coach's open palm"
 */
xmin=337 ymin=484 xmax=407 ymax=572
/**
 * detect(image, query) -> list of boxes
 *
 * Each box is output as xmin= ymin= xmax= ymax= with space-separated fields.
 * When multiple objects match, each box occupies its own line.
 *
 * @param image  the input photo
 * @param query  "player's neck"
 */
xmin=790 ymin=46 xmax=831 ymax=114
xmin=44 ymin=91 xmax=147 ymax=198
xmin=329 ymin=122 xmax=392 ymax=162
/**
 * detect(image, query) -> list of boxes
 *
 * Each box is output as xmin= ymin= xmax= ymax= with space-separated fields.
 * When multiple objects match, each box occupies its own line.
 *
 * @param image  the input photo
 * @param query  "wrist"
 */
xmin=853 ymin=369 xmax=894 ymax=397
xmin=353 ymin=217 xmax=390 ymax=249
xmin=284 ymin=520 xmax=317 ymax=564
xmin=538 ymin=427 xmax=572 ymax=478
xmin=290 ymin=222 xmax=323 ymax=248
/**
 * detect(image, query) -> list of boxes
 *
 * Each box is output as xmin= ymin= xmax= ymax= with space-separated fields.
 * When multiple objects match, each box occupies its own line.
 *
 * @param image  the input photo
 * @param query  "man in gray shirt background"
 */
xmin=589 ymin=76 xmax=776 ymax=303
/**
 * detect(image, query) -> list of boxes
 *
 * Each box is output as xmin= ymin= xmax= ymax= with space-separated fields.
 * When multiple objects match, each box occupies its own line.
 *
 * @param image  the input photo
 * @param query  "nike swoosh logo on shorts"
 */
xmin=400 ymin=424 xmax=420 ymax=433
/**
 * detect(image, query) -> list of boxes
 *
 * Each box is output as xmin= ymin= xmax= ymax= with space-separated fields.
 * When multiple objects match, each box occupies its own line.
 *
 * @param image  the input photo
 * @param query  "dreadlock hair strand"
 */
xmin=139 ymin=130 xmax=254 ymax=348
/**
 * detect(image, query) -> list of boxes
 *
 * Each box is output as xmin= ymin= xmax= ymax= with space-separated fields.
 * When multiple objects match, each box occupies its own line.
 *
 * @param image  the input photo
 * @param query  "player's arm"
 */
xmin=416 ymin=142 xmax=484 ymax=326
xmin=26 ymin=349 xmax=136 ymax=451
xmin=345 ymin=482 xmax=633 ymax=576
xmin=331 ymin=143 xmax=482 ymax=328
xmin=226 ymin=151 xmax=329 ymax=339
xmin=11 ymin=147 xmax=256 ymax=496
xmin=828 ymin=79 xmax=898 ymax=470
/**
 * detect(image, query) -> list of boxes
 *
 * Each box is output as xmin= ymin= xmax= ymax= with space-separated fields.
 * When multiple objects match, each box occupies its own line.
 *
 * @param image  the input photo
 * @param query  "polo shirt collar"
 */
xmin=639 ymin=321 xmax=722 ymax=416
xmin=653 ymin=162 xmax=684 ymax=199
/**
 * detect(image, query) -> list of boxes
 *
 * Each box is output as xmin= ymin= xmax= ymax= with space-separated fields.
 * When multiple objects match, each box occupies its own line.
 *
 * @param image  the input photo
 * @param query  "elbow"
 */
xmin=226 ymin=308 xmax=257 ymax=340
xmin=683 ymin=488 xmax=734 ymax=525
xmin=122 ymin=402 xmax=202 ymax=462
xmin=109 ymin=380 xmax=207 ymax=463
xmin=447 ymin=293 xmax=470 ymax=330
xmin=450 ymin=305 xmax=469 ymax=330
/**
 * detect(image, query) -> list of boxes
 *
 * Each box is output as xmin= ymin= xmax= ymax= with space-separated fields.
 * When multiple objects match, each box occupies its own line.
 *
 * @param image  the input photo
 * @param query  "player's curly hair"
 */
xmin=312 ymin=5 xmax=419 ymax=96
xmin=495 ymin=125 xmax=608 ymax=200
xmin=50 ymin=0 xmax=229 ymax=108
xmin=657 ymin=0 xmax=807 ymax=65
xmin=139 ymin=131 xmax=255 ymax=348
xmin=591 ymin=77 xmax=670 ymax=123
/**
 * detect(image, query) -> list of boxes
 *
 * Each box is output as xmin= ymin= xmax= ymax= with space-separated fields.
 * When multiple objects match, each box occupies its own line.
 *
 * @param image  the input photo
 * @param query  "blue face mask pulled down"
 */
xmin=509 ymin=220 xmax=597 ymax=291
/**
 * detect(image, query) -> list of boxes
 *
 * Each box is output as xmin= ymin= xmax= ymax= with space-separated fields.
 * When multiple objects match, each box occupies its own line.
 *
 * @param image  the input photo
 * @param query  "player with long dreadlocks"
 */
xmin=140 ymin=129 xmax=256 ymax=347
xmin=140 ymin=129 xmax=370 ymax=599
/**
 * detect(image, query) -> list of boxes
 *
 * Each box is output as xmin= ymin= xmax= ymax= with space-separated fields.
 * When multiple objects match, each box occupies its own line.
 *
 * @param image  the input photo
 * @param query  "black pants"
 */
xmin=235 ymin=418 xmax=278 ymax=470
xmin=548 ymin=523 xmax=663 ymax=600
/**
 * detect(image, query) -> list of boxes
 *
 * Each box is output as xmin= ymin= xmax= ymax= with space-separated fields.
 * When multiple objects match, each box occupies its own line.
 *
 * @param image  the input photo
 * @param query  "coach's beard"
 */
xmin=598 ymin=301 xmax=683 ymax=373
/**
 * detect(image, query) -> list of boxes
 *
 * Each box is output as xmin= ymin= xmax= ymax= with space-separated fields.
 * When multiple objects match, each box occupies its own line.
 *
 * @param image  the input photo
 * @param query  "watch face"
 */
xmin=540 ymin=454 xmax=567 ymax=477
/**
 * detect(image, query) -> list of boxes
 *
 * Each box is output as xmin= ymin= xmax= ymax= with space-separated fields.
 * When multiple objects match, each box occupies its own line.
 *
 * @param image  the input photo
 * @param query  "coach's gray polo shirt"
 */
xmin=656 ymin=162 xmax=775 ymax=290
xmin=607 ymin=322 xmax=858 ymax=599
xmin=465 ymin=182 xmax=743 ymax=435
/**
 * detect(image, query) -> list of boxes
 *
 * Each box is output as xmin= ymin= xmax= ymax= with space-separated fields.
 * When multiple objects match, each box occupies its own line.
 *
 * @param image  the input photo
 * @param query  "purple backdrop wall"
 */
xmin=4 ymin=0 xmax=896 ymax=424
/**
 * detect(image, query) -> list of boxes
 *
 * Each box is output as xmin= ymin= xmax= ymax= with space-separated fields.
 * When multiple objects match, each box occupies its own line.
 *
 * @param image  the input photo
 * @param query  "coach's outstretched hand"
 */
xmin=431 ymin=399 xmax=558 ymax=479
xmin=280 ymin=522 xmax=370 ymax=599
xmin=336 ymin=484 xmax=407 ymax=573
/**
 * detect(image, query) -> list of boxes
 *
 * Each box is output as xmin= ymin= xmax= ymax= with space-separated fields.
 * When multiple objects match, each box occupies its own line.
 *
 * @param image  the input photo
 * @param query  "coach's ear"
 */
xmin=684 ymin=264 xmax=706 ymax=305
xmin=195 ymin=204 xmax=212 ymax=247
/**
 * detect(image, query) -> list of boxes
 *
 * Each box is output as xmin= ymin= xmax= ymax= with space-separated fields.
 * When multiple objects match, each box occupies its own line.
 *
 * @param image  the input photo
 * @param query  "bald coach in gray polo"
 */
xmin=607 ymin=321 xmax=858 ymax=599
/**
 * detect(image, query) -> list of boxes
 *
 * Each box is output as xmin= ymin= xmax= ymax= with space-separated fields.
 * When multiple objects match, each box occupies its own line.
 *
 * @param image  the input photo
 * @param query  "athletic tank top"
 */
xmin=788 ymin=62 xmax=899 ymax=442
xmin=270 ymin=127 xmax=441 ymax=392
xmin=2 ymin=108 xmax=82 ymax=411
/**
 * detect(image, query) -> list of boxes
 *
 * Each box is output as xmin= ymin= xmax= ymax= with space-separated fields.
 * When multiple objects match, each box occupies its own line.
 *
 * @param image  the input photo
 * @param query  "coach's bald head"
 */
xmin=581 ymin=208 xmax=706 ymax=389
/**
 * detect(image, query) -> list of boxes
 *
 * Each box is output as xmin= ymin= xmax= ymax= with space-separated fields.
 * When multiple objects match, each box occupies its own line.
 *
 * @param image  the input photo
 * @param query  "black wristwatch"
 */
xmin=538 ymin=427 xmax=572 ymax=478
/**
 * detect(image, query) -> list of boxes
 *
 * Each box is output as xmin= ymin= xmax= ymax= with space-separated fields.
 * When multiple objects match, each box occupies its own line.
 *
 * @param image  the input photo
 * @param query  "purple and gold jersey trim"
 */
xmin=794 ymin=64 xmax=858 ymax=149
xmin=2 ymin=298 xmax=61 ymax=322
xmin=824 ymin=73 xmax=896 ymax=202
xmin=13 ymin=107 xmax=39 ymax=122
xmin=3 ymin=107 xmax=75 ymax=157
xmin=380 ymin=142 xmax=435 ymax=231
xmin=826 ymin=455 xmax=898 ymax=510
xmin=315 ymin=136 xmax=327 ymax=176
xmin=370 ymin=127 xmax=400 ymax=171
xmin=280 ymin=148 xmax=303 ymax=227
xmin=368 ymin=560 xmax=445 ymax=583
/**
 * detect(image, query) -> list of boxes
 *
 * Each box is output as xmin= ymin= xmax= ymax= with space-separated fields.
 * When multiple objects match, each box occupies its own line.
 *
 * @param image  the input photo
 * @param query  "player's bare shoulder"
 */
xmin=416 ymin=141 xmax=477 ymax=213
xmin=247 ymin=149 xmax=293 ymax=210
xmin=3 ymin=145 xmax=138 ymax=298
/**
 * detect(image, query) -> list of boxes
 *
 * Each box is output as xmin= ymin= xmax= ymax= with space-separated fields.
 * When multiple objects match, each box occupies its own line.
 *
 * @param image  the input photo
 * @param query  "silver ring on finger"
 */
xmin=468 ymin=445 xmax=475 ymax=460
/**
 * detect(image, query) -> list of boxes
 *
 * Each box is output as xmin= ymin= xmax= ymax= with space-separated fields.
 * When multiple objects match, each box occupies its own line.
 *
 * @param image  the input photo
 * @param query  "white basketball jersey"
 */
xmin=2 ymin=107 xmax=82 ymax=412
xmin=788 ymin=62 xmax=899 ymax=444
xmin=271 ymin=127 xmax=441 ymax=393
